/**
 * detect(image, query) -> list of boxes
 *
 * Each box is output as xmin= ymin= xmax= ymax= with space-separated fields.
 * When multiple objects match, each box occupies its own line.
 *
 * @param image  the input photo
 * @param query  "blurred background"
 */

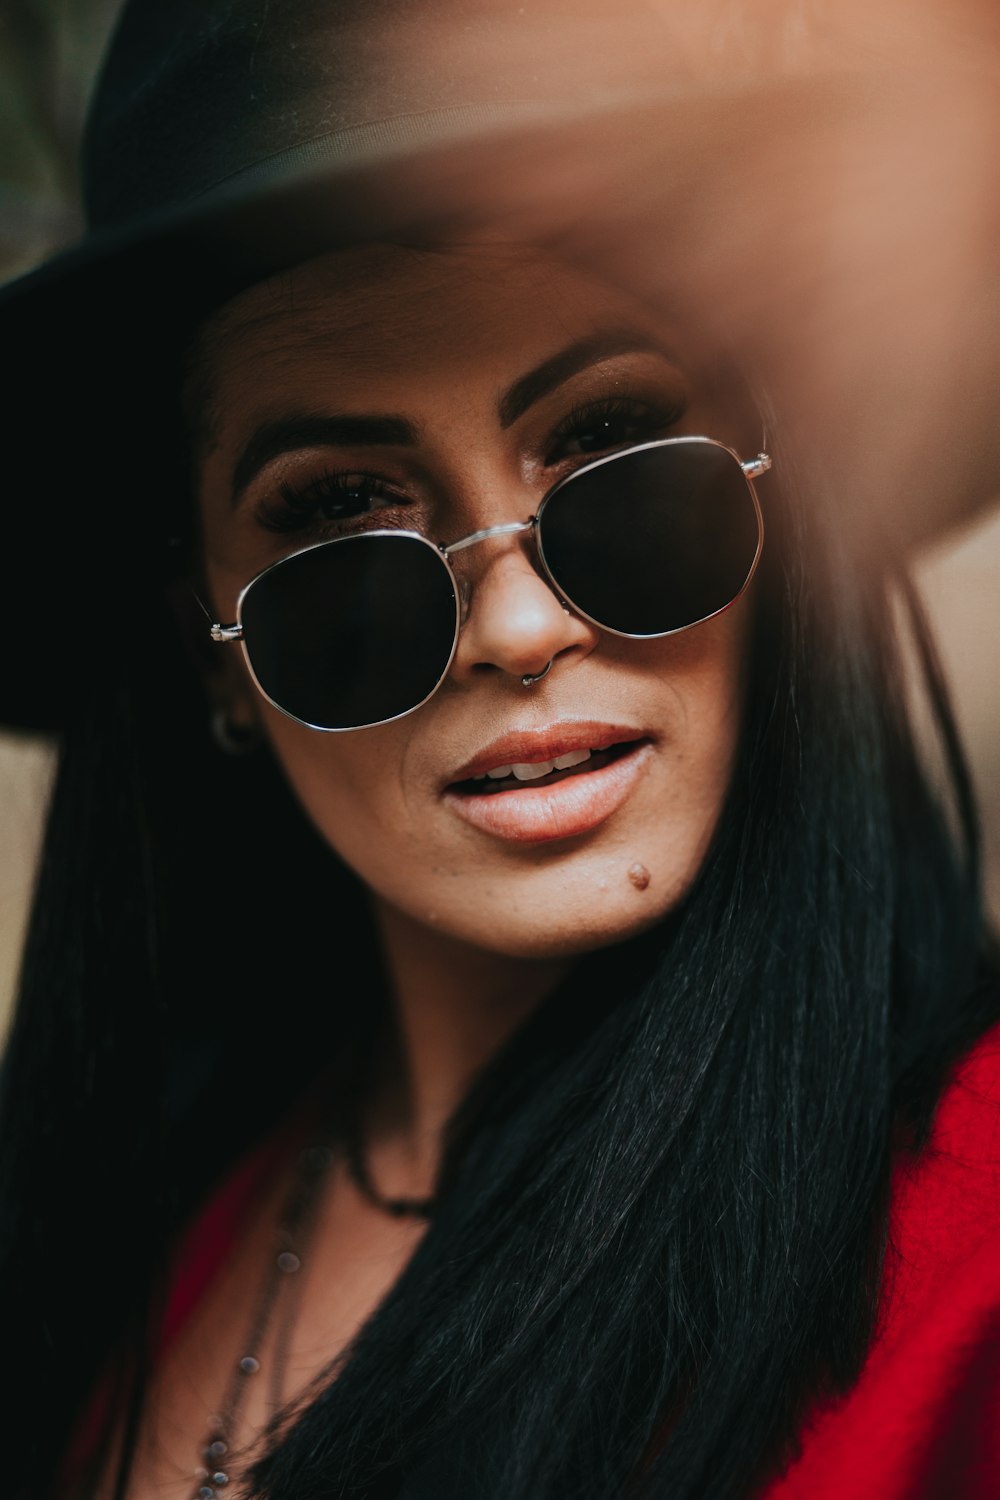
xmin=1 ymin=0 xmax=998 ymax=1041
xmin=0 ymin=0 xmax=120 ymax=1036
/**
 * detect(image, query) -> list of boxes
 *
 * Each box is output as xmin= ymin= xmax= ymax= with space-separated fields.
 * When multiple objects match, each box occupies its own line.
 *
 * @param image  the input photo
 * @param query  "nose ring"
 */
xmin=521 ymin=660 xmax=553 ymax=687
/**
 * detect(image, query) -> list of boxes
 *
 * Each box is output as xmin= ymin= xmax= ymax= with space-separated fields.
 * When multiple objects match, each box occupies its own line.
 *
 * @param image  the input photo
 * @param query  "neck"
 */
xmin=360 ymin=900 xmax=572 ymax=1198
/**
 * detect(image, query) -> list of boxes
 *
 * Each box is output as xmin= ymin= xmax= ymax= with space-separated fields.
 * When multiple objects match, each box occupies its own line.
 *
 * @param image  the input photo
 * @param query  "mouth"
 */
xmin=449 ymin=739 xmax=641 ymax=796
xmin=442 ymin=731 xmax=654 ymax=844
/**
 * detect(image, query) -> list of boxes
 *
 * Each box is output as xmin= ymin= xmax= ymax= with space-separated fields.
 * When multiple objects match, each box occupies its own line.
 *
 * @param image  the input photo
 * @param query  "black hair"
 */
xmin=0 ymin=397 xmax=997 ymax=1500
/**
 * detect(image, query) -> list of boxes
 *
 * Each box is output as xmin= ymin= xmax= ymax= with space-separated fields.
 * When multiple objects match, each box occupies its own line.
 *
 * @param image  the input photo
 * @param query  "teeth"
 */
xmin=553 ymin=748 xmax=592 ymax=770
xmin=469 ymin=747 xmax=600 ymax=783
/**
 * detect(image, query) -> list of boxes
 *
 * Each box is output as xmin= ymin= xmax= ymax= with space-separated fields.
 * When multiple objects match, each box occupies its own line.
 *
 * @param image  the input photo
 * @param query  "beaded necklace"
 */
xmin=188 ymin=1099 xmax=435 ymax=1498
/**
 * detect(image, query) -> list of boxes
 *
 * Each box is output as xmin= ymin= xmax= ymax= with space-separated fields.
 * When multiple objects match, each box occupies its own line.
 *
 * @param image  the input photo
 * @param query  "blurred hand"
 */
xmin=371 ymin=0 xmax=1000 ymax=550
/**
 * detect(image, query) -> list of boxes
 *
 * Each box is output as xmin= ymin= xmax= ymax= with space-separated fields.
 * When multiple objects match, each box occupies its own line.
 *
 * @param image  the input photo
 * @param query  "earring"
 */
xmin=210 ymin=707 xmax=261 ymax=755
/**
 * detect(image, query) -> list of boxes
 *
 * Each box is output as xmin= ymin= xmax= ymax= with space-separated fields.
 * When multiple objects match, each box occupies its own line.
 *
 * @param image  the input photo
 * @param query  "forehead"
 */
xmin=189 ymin=241 xmax=682 ymax=414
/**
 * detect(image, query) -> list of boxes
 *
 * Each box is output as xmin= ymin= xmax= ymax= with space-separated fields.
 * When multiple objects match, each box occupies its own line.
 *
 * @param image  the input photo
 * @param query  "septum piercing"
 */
xmin=521 ymin=660 xmax=553 ymax=687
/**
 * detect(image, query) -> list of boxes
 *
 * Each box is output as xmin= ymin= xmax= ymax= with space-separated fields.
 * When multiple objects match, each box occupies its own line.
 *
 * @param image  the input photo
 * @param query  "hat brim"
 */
xmin=3 ymin=73 xmax=999 ymax=731
xmin=1 ymin=98 xmax=593 ymax=731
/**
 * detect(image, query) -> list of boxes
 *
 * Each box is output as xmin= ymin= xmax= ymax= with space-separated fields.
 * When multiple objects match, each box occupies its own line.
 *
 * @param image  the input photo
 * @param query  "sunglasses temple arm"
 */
xmin=189 ymin=584 xmax=243 ymax=642
xmin=750 ymin=413 xmax=772 ymax=475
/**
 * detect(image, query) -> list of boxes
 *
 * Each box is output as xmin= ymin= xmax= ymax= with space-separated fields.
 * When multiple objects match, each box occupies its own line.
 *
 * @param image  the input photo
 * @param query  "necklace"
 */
xmin=189 ymin=1137 xmax=335 ymax=1500
xmin=188 ymin=1095 xmax=436 ymax=1498
xmin=339 ymin=1022 xmax=438 ymax=1221
xmin=342 ymin=1107 xmax=437 ymax=1221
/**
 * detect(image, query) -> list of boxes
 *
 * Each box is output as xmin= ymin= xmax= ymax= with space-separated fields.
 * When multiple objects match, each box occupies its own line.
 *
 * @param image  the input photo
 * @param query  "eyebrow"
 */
xmin=228 ymin=327 xmax=677 ymax=507
xmin=497 ymin=329 xmax=676 ymax=429
xmin=229 ymin=414 xmax=418 ymax=507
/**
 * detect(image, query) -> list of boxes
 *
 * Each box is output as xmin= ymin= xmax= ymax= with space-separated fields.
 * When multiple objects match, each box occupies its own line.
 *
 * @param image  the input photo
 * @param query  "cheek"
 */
xmin=644 ymin=594 xmax=752 ymax=746
xmin=258 ymin=709 xmax=423 ymax=877
xmin=637 ymin=599 xmax=752 ymax=848
xmin=244 ymin=597 xmax=754 ymax=961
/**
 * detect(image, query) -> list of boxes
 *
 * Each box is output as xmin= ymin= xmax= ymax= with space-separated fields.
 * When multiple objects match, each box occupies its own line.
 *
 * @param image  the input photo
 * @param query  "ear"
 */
xmin=162 ymin=572 xmax=262 ymax=737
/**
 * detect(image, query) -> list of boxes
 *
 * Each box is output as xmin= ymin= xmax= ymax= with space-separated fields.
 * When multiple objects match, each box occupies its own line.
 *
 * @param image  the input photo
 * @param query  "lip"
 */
xmin=446 ymin=721 xmax=647 ymax=784
xmin=442 ymin=726 xmax=654 ymax=844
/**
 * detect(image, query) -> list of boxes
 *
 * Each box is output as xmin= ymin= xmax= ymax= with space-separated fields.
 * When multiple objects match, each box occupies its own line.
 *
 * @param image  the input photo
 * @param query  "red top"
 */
xmin=760 ymin=1021 xmax=1000 ymax=1498
xmin=69 ymin=1023 xmax=1000 ymax=1496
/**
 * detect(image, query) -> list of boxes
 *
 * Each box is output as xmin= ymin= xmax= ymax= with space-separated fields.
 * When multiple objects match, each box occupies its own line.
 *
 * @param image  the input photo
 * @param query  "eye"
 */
xmin=546 ymin=394 xmax=686 ymax=463
xmin=255 ymin=471 xmax=405 ymax=535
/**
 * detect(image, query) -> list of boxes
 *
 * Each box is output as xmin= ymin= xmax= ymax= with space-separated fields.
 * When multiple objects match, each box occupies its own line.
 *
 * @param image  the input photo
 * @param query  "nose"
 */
xmin=448 ymin=526 xmax=599 ymax=688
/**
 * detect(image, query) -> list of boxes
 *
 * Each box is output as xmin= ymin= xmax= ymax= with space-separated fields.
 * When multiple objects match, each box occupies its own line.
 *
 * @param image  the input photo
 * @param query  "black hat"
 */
xmin=2 ymin=0 xmax=997 ymax=731
xmin=0 ymin=0 xmax=732 ymax=731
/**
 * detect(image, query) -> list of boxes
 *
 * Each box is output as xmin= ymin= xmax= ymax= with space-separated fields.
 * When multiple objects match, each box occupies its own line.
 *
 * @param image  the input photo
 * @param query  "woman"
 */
xmin=1 ymin=2 xmax=998 ymax=1498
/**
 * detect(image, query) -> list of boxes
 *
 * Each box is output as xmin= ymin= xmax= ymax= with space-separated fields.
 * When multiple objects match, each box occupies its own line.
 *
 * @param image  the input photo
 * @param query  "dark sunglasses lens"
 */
xmin=538 ymin=441 xmax=761 ymax=635
xmin=240 ymin=534 xmax=458 ymax=729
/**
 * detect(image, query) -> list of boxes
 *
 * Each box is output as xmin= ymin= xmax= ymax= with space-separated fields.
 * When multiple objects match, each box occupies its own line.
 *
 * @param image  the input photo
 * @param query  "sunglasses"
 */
xmin=207 ymin=436 xmax=769 ymax=732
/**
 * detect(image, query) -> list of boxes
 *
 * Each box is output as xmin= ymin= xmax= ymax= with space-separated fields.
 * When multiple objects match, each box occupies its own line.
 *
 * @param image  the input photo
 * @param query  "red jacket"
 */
xmin=760 ymin=1022 xmax=1000 ymax=1498
xmin=68 ymin=1023 xmax=1000 ymax=1496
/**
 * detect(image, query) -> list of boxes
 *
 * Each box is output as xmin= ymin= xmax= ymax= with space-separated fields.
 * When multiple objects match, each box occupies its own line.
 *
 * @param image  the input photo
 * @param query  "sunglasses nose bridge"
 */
xmin=442 ymin=517 xmax=537 ymax=559
xmin=442 ymin=517 xmax=544 ymax=625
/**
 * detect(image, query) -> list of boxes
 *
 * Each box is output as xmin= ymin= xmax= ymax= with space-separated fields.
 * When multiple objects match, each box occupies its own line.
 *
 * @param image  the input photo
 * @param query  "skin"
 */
xmin=96 ymin=241 xmax=762 ymax=1499
xmin=190 ymin=240 xmax=756 ymax=1187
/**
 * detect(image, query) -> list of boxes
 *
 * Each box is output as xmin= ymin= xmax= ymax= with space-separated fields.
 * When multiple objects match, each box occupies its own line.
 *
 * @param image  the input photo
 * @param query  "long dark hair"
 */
xmin=1 ymin=386 xmax=997 ymax=1500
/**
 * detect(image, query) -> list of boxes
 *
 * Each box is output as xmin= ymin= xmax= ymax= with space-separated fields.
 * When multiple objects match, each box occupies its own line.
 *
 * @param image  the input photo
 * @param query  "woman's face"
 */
xmin=191 ymin=243 xmax=757 ymax=959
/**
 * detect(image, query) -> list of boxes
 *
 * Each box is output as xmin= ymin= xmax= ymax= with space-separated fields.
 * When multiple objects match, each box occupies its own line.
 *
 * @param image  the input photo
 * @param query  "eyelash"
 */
xmin=256 ymin=473 xmax=409 ymax=536
xmin=543 ymin=391 xmax=686 ymax=463
xmin=254 ymin=391 xmax=687 ymax=537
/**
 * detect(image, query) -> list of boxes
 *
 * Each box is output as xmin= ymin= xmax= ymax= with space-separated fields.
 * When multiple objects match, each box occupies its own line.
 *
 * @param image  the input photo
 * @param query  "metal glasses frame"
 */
xmin=207 ymin=435 xmax=771 ymax=733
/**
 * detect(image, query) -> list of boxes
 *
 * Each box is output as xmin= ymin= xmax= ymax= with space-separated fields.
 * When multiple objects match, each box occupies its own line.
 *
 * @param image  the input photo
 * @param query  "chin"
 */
xmin=407 ymin=866 xmax=696 ymax=961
